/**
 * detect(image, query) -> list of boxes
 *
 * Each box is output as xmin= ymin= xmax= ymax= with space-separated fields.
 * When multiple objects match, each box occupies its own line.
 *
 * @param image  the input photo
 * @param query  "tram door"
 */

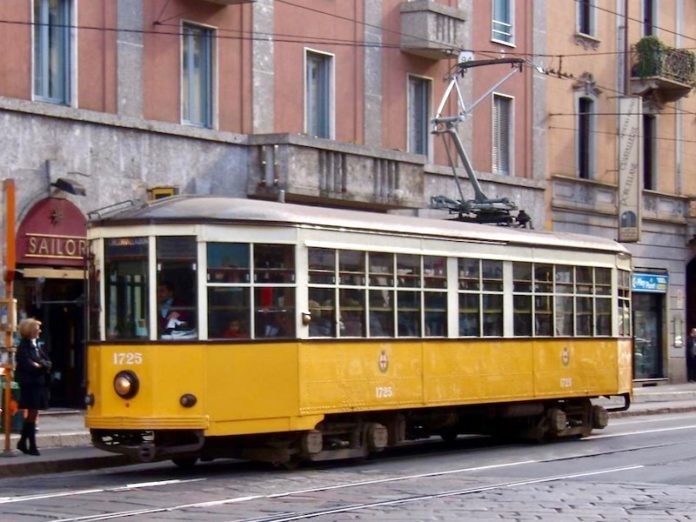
xmin=28 ymin=279 xmax=85 ymax=408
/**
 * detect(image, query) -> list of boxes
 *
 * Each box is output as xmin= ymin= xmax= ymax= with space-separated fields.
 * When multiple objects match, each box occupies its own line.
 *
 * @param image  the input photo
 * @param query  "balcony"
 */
xmin=400 ymin=0 xmax=466 ymax=60
xmin=247 ymin=134 xmax=425 ymax=210
xmin=631 ymin=36 xmax=695 ymax=105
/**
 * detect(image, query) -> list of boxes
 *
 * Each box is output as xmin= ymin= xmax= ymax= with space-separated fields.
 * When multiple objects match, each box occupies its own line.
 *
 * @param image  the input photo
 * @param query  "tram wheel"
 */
xmin=172 ymin=457 xmax=198 ymax=469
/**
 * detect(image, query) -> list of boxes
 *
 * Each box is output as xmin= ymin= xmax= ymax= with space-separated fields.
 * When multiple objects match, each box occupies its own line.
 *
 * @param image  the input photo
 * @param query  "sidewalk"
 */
xmin=1 ymin=382 xmax=696 ymax=478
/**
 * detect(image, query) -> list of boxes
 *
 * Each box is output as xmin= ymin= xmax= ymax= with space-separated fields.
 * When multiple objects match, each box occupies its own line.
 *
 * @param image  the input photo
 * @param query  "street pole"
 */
xmin=2 ymin=179 xmax=17 ymax=456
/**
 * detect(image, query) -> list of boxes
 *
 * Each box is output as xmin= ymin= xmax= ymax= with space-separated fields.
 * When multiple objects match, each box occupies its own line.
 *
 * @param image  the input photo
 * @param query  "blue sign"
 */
xmin=632 ymin=273 xmax=668 ymax=293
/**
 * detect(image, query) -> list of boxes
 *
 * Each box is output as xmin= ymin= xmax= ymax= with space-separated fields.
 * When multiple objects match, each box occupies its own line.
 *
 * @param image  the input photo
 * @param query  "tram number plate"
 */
xmin=113 ymin=352 xmax=143 ymax=365
xmin=375 ymin=386 xmax=393 ymax=399
xmin=560 ymin=377 xmax=572 ymax=388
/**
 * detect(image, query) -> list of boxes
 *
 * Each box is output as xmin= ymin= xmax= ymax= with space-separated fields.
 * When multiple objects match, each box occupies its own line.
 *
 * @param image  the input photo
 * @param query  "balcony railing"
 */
xmin=631 ymin=36 xmax=695 ymax=104
xmin=400 ymin=0 xmax=466 ymax=60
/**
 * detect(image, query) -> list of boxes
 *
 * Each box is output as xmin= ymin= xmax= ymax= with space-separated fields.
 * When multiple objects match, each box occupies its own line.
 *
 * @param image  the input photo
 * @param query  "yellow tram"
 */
xmin=84 ymin=196 xmax=632 ymax=467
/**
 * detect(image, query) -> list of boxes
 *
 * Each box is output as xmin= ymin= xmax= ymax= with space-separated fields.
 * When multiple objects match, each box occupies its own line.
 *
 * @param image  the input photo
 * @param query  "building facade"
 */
xmin=543 ymin=0 xmax=696 ymax=383
xmin=0 ymin=0 xmax=693 ymax=406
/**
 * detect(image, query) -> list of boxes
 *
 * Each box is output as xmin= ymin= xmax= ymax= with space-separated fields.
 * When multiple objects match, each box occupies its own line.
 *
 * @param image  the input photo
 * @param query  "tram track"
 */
xmin=42 ymin=433 xmax=692 ymax=522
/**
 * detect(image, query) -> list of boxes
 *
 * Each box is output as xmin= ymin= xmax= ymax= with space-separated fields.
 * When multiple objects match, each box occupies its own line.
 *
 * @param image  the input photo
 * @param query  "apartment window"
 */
xmin=643 ymin=114 xmax=656 ymax=190
xmin=577 ymin=0 xmax=595 ymax=36
xmin=34 ymin=0 xmax=72 ymax=104
xmin=643 ymin=0 xmax=656 ymax=37
xmin=492 ymin=94 xmax=512 ymax=175
xmin=577 ymin=96 xmax=594 ymax=179
xmin=306 ymin=51 xmax=333 ymax=139
xmin=408 ymin=76 xmax=431 ymax=156
xmin=182 ymin=23 xmax=214 ymax=128
xmin=492 ymin=0 xmax=513 ymax=44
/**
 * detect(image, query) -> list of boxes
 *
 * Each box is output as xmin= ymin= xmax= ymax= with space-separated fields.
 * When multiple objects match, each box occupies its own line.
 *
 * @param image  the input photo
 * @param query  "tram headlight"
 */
xmin=113 ymin=370 xmax=139 ymax=399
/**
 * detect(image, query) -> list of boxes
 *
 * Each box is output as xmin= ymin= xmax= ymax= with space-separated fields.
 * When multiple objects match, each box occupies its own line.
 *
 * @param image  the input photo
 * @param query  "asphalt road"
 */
xmin=1 ymin=412 xmax=695 ymax=521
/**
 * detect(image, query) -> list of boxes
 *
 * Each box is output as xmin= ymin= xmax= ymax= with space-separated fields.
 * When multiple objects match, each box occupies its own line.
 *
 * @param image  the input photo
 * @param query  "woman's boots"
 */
xmin=16 ymin=421 xmax=40 ymax=456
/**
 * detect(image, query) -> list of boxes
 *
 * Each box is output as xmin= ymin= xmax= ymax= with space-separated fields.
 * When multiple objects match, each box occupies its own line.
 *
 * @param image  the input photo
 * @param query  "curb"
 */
xmin=0 ymin=453 xmax=132 ymax=478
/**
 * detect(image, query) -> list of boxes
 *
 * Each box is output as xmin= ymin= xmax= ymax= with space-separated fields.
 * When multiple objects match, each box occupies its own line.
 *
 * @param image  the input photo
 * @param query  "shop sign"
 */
xmin=632 ymin=273 xmax=668 ymax=293
xmin=16 ymin=198 xmax=87 ymax=268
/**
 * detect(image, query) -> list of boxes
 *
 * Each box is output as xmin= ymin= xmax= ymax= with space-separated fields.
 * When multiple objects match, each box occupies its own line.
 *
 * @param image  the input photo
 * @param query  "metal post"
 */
xmin=2 ymin=179 xmax=17 ymax=456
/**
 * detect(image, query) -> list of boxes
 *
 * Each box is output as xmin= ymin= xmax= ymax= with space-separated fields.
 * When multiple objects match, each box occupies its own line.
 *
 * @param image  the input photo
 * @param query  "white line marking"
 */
xmin=0 ymin=479 xmax=204 ymax=505
xmin=589 ymin=424 xmax=696 ymax=439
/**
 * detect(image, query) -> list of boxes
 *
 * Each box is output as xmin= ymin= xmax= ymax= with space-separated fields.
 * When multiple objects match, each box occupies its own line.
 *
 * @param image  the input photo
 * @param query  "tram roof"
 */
xmin=89 ymin=196 xmax=629 ymax=254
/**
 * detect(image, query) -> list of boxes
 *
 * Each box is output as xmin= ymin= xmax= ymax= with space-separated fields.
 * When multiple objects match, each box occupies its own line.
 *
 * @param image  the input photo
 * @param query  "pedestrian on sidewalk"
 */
xmin=15 ymin=318 xmax=52 ymax=456
xmin=687 ymin=327 xmax=696 ymax=382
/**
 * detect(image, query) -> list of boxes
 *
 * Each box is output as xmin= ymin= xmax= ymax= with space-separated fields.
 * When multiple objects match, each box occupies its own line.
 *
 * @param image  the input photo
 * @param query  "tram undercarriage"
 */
xmin=90 ymin=395 xmax=628 ymax=468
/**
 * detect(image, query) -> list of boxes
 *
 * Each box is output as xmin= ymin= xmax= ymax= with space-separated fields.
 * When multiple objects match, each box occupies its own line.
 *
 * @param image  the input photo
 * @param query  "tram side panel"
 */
xmin=298 ymin=341 xmax=425 ymax=415
xmin=423 ymin=339 xmax=535 ymax=406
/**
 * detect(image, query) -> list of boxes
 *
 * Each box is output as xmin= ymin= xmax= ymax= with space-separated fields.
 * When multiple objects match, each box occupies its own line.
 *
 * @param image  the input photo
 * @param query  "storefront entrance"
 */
xmin=633 ymin=292 xmax=664 ymax=380
xmin=13 ymin=196 xmax=87 ymax=409
xmin=15 ymin=276 xmax=85 ymax=407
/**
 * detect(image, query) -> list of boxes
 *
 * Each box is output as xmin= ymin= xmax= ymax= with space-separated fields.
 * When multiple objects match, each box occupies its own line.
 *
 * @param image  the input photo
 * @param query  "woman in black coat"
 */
xmin=15 ymin=318 xmax=51 ymax=456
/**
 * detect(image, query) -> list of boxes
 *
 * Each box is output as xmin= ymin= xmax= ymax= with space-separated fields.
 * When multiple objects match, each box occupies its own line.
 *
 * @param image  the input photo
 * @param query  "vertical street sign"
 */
xmin=617 ymin=96 xmax=642 ymax=243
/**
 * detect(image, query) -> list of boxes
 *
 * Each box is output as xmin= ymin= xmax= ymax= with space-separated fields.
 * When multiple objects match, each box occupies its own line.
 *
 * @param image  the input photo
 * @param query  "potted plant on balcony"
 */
xmin=633 ymin=35 xmax=696 ymax=86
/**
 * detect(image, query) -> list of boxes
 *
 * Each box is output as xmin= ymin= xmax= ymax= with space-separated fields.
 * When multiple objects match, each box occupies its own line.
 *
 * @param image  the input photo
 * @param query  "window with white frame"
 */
xmin=408 ymin=75 xmax=431 ymax=156
xmin=182 ymin=23 xmax=214 ymax=128
xmin=577 ymin=0 xmax=595 ymax=36
xmin=577 ymin=96 xmax=594 ymax=179
xmin=34 ymin=0 xmax=72 ymax=104
xmin=492 ymin=0 xmax=513 ymax=45
xmin=492 ymin=94 xmax=512 ymax=175
xmin=305 ymin=50 xmax=333 ymax=139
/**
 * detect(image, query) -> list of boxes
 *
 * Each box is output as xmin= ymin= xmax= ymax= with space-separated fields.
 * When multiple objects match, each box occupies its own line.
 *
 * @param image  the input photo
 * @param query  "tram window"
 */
xmin=555 ymin=266 xmax=573 ymax=294
xmin=308 ymin=287 xmax=336 ymax=337
xmin=424 ymin=292 xmax=446 ymax=336
xmin=208 ymin=287 xmax=250 ymax=339
xmin=369 ymin=253 xmax=393 ymax=287
xmin=534 ymin=264 xmax=553 ymax=293
xmin=255 ymin=287 xmax=295 ymax=338
xmin=157 ymin=237 xmax=197 ymax=340
xmin=576 ymin=296 xmax=592 ymax=336
xmin=458 ymin=293 xmax=479 ymax=336
xmin=339 ymin=288 xmax=365 ymax=337
xmin=369 ymin=289 xmax=394 ymax=336
xmin=397 ymin=291 xmax=420 ymax=337
xmin=534 ymin=295 xmax=553 ymax=336
xmin=576 ymin=266 xmax=593 ymax=294
xmin=254 ymin=244 xmax=294 ymax=283
xmin=595 ymin=267 xmax=611 ymax=295
xmin=308 ymin=248 xmax=336 ymax=285
xmin=482 ymin=261 xmax=503 ymax=291
xmin=105 ymin=237 xmax=149 ymax=340
xmin=618 ymin=269 xmax=632 ymax=336
xmin=482 ymin=294 xmax=503 ymax=336
xmin=88 ymin=243 xmax=101 ymax=341
xmin=458 ymin=259 xmax=480 ymax=291
xmin=207 ymin=243 xmax=249 ymax=283
xmin=596 ymin=297 xmax=611 ymax=336
xmin=397 ymin=254 xmax=420 ymax=288
xmin=423 ymin=256 xmax=447 ymax=288
xmin=555 ymin=295 xmax=573 ymax=336
xmin=339 ymin=250 xmax=365 ymax=285
xmin=513 ymin=295 xmax=532 ymax=336
xmin=513 ymin=262 xmax=532 ymax=292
